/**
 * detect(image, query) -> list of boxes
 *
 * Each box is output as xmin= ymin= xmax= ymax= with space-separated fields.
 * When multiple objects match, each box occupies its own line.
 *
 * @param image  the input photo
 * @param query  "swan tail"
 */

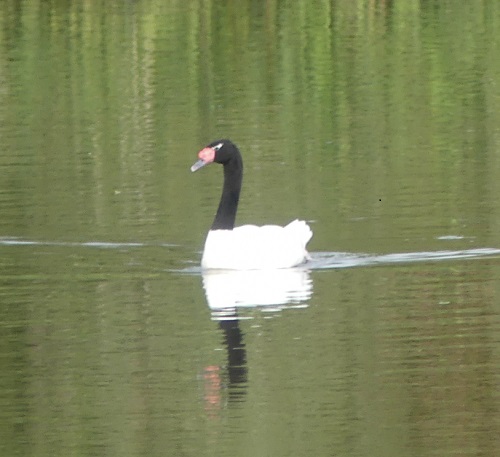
xmin=285 ymin=219 xmax=313 ymax=247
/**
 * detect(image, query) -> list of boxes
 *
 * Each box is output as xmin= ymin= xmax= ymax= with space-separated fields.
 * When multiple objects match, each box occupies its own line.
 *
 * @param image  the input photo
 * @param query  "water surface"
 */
xmin=1 ymin=1 xmax=500 ymax=457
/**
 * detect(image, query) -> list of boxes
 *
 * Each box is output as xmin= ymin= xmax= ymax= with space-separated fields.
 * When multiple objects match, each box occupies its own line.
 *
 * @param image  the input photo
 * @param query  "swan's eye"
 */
xmin=212 ymin=143 xmax=223 ymax=151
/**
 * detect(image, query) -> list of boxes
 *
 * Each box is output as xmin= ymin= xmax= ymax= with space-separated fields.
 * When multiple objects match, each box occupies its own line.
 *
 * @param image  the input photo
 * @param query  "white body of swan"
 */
xmin=191 ymin=140 xmax=313 ymax=270
xmin=202 ymin=219 xmax=312 ymax=270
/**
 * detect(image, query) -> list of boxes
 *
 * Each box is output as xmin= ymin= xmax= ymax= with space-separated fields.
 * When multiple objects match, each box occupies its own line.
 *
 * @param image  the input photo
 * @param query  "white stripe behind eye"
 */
xmin=213 ymin=143 xmax=223 ymax=151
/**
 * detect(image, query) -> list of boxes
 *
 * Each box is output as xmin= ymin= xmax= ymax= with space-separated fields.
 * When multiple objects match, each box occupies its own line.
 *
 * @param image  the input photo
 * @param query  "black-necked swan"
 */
xmin=191 ymin=139 xmax=312 ymax=270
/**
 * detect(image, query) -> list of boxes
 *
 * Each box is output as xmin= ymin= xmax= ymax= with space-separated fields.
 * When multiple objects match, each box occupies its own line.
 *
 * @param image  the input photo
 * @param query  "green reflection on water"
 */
xmin=1 ymin=1 xmax=500 ymax=456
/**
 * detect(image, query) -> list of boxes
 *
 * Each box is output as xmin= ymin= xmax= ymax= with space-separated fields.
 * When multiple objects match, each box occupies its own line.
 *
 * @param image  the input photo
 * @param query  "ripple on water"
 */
xmin=308 ymin=248 xmax=500 ymax=270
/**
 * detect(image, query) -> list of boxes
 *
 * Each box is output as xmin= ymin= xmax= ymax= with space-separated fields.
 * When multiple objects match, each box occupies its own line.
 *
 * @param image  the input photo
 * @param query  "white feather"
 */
xmin=202 ymin=219 xmax=312 ymax=270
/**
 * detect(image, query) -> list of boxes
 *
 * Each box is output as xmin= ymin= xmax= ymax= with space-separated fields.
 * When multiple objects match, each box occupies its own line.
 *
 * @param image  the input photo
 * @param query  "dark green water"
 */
xmin=1 ymin=1 xmax=500 ymax=456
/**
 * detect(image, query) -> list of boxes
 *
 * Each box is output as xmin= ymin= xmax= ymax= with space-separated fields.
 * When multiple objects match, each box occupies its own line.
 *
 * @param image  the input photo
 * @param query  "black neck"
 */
xmin=211 ymin=154 xmax=243 ymax=230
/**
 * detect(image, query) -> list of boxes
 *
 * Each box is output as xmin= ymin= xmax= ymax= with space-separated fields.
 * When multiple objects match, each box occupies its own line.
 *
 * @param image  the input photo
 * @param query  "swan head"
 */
xmin=191 ymin=139 xmax=238 ymax=172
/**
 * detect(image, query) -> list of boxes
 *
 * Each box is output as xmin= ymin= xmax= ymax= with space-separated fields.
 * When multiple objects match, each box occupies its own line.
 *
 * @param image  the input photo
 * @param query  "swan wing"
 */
xmin=201 ymin=220 xmax=312 ymax=270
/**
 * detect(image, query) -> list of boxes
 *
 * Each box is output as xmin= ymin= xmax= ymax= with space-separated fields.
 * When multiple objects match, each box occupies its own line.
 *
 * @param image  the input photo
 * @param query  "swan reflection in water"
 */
xmin=202 ymin=267 xmax=313 ymax=319
xmin=201 ymin=267 xmax=313 ymax=416
xmin=203 ymin=318 xmax=248 ymax=416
